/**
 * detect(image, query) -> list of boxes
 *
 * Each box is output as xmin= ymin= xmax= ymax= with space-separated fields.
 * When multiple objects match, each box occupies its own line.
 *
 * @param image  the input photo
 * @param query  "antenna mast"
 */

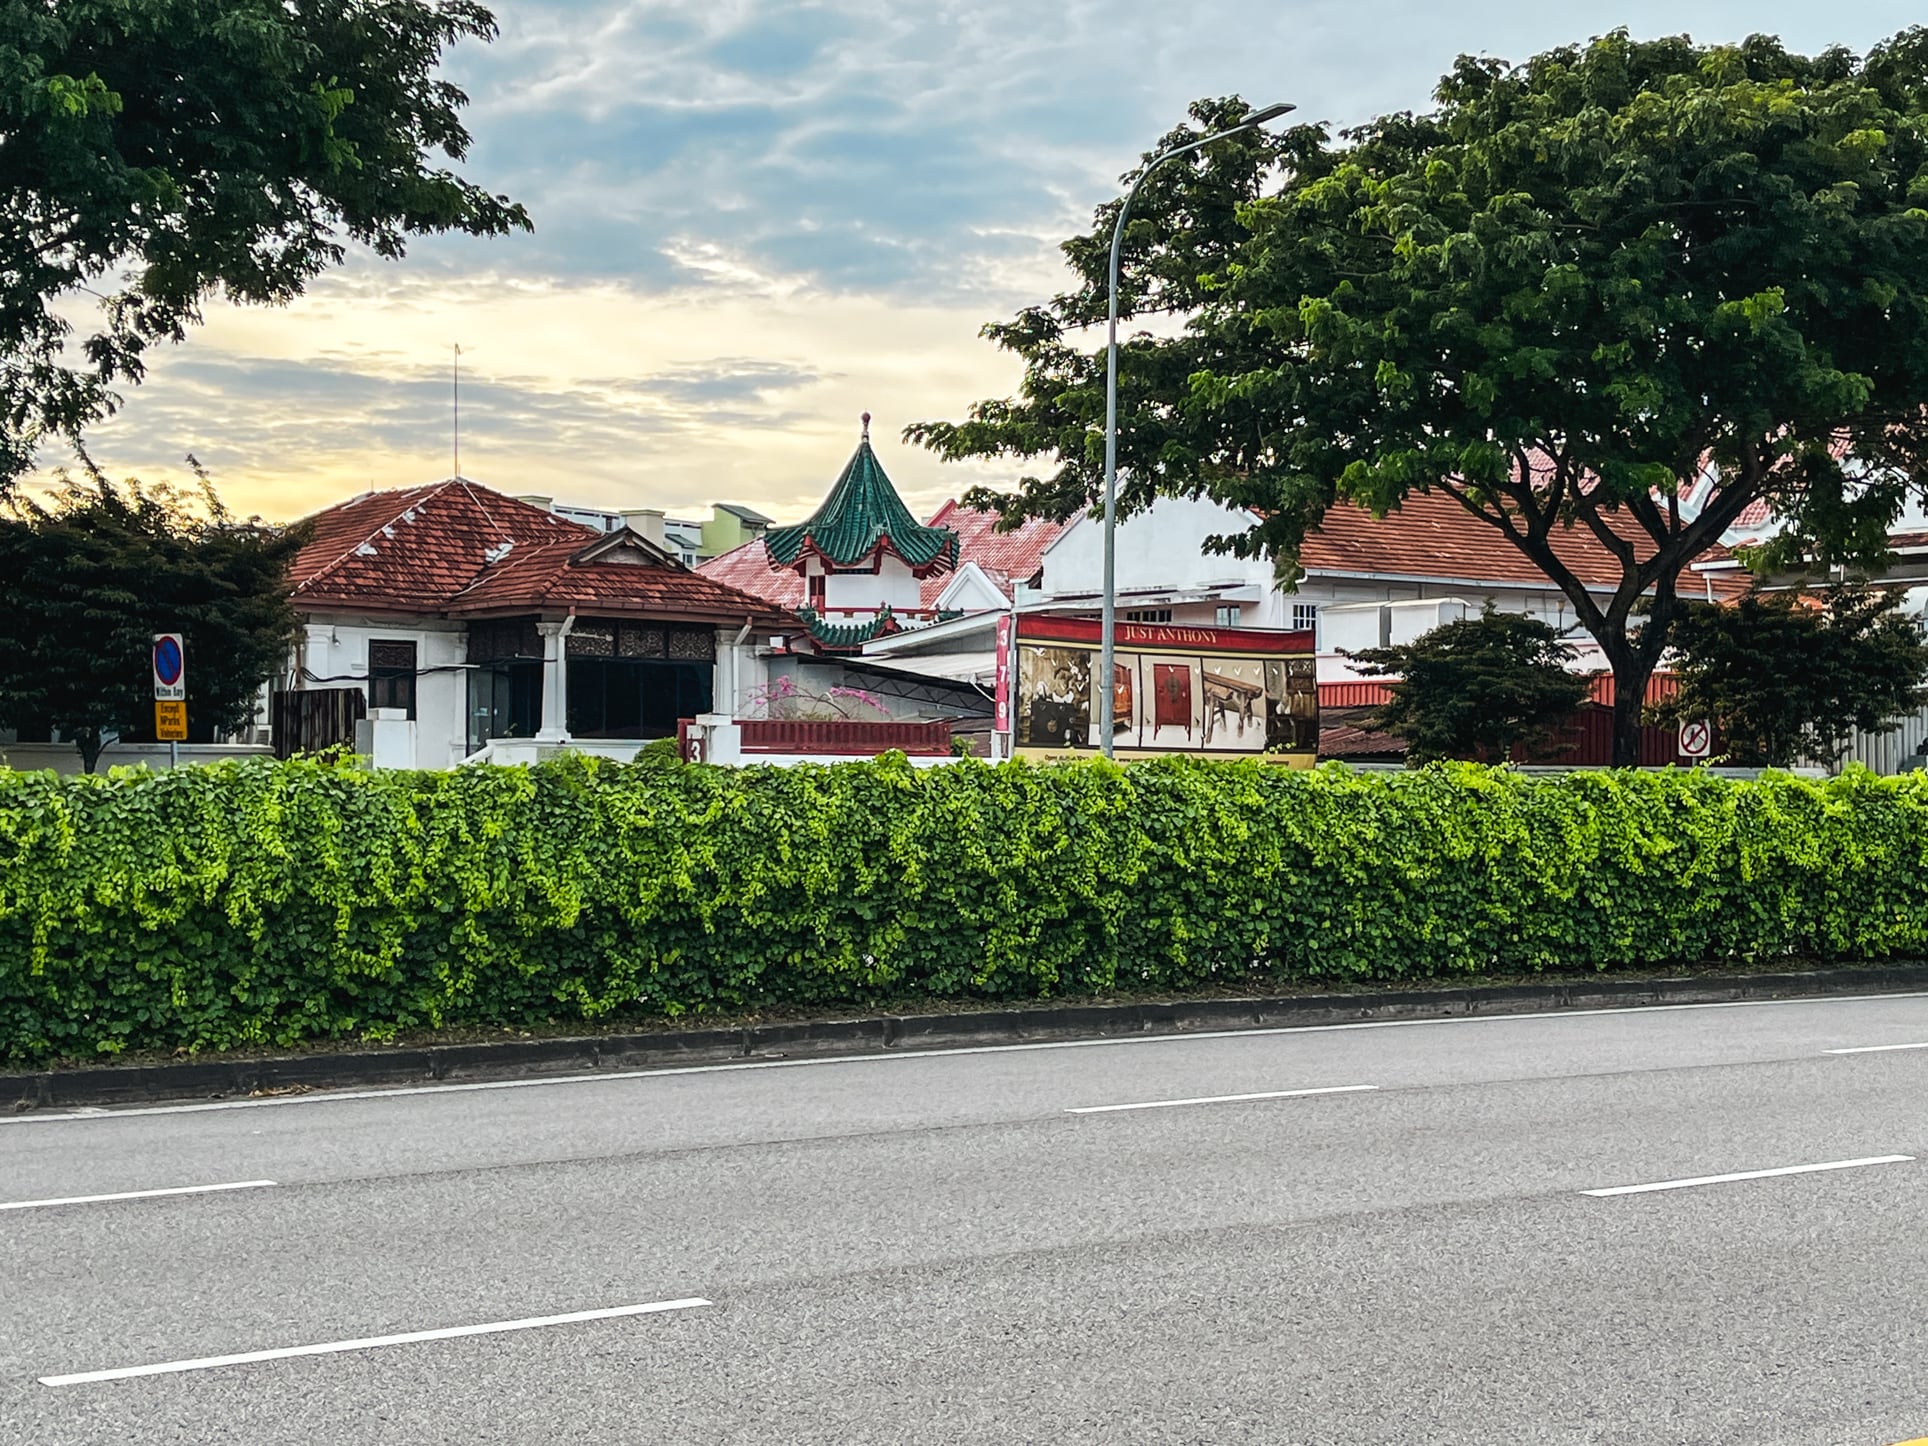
xmin=452 ymin=343 xmax=461 ymax=478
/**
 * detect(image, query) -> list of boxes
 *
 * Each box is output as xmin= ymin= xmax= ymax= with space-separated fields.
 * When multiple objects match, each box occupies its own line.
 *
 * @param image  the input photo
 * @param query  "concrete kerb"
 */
xmin=9 ymin=963 xmax=1928 ymax=1111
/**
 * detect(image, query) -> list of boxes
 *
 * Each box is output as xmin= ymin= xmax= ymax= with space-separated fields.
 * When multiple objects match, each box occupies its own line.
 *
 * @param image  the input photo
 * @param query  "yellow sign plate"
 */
xmin=154 ymin=700 xmax=187 ymax=742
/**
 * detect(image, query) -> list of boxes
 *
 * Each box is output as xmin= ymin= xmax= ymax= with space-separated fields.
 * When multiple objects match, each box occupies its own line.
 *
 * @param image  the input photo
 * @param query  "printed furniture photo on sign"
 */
xmin=1010 ymin=615 xmax=1317 ymax=764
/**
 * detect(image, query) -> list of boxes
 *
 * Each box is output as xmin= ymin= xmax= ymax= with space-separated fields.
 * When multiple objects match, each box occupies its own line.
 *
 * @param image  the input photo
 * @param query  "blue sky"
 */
xmin=71 ymin=0 xmax=1928 ymax=523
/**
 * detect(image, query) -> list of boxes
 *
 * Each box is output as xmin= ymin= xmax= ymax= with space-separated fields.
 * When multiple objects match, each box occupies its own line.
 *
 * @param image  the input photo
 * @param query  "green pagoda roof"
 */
xmin=764 ymin=416 xmax=960 ymax=578
xmin=795 ymin=605 xmax=903 ymax=650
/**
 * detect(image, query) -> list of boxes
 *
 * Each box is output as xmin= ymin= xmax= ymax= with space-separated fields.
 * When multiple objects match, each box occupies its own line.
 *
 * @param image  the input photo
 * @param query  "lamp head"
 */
xmin=1243 ymin=102 xmax=1297 ymax=127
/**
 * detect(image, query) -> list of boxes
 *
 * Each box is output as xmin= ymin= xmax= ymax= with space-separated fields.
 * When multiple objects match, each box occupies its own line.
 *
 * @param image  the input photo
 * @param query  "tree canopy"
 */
xmin=1654 ymin=587 xmax=1928 ymax=767
xmin=0 ymin=469 xmax=306 ymax=771
xmin=1348 ymin=606 xmax=1591 ymax=764
xmin=0 ymin=0 xmax=529 ymax=488
xmin=912 ymin=30 xmax=1928 ymax=763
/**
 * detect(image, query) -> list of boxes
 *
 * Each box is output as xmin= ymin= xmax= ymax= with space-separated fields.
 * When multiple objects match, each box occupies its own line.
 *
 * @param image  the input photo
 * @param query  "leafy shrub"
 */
xmin=2 ymin=754 xmax=1925 ymax=1065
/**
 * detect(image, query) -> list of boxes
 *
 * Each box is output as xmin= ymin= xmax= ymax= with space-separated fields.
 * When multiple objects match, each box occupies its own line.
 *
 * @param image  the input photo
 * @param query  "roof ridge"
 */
xmin=295 ymin=480 xmax=459 ymax=596
xmin=455 ymin=477 xmax=528 ymax=546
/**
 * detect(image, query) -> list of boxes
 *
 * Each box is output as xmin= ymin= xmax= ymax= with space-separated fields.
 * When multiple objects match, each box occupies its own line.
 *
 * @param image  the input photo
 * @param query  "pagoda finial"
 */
xmin=861 ymin=410 xmax=871 ymax=442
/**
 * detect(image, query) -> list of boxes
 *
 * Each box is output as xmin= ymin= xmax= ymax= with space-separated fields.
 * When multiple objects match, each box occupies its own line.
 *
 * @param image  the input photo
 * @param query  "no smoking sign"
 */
xmin=1678 ymin=718 xmax=1712 ymax=759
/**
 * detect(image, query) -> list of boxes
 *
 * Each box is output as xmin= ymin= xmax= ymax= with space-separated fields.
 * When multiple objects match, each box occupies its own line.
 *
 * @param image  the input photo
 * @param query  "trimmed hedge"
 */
xmin=2 ymin=754 xmax=1926 ymax=1065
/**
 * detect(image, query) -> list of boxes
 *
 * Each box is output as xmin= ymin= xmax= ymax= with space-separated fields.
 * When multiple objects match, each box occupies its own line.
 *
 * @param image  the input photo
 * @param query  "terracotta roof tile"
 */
xmin=291 ymin=481 xmax=592 ymax=610
xmin=447 ymin=536 xmax=791 ymax=622
xmin=695 ymin=539 xmax=806 ymax=610
xmin=1298 ymin=491 xmax=1645 ymax=589
xmin=292 ymin=480 xmax=791 ymax=623
xmin=920 ymin=501 xmax=1072 ymax=607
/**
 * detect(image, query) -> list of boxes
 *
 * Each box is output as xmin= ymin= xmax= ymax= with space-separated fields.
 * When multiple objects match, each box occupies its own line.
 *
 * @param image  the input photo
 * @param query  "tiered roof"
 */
xmin=763 ymin=417 xmax=960 ymax=577
xmin=698 ymin=501 xmax=1068 ymax=613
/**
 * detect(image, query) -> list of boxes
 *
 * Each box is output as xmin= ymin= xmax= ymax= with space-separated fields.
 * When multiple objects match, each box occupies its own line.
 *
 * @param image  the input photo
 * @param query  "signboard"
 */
xmin=1678 ymin=718 xmax=1712 ymax=759
xmin=152 ymin=634 xmax=185 ymax=701
xmin=993 ymin=613 xmax=1013 ymax=734
xmin=1012 ymin=615 xmax=1317 ymax=765
xmin=154 ymin=700 xmax=187 ymax=742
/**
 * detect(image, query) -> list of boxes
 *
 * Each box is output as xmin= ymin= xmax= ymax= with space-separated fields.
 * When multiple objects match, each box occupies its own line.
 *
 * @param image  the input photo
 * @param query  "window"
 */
xmin=807 ymin=571 xmax=827 ymax=610
xmin=368 ymin=640 xmax=418 ymax=719
xmin=566 ymin=659 xmax=713 ymax=739
xmin=1215 ymin=605 xmax=1242 ymax=626
xmin=1292 ymin=603 xmax=1320 ymax=633
xmin=1125 ymin=608 xmax=1173 ymax=624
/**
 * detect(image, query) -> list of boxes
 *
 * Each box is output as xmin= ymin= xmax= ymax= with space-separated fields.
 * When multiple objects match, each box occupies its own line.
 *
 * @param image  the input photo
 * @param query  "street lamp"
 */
xmin=1098 ymin=101 xmax=1295 ymax=759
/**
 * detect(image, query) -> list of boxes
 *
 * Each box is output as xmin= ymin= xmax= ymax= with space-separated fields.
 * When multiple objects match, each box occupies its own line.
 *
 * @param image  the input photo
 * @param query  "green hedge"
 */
xmin=2 ymin=754 xmax=1925 ymax=1065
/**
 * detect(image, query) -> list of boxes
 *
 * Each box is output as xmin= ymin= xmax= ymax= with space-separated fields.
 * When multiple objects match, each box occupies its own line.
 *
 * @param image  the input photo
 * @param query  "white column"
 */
xmin=536 ymin=619 xmax=570 ymax=741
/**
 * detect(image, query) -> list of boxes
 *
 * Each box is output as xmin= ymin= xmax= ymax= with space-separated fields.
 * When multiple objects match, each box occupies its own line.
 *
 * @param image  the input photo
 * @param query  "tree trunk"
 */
xmin=74 ymin=727 xmax=103 ymax=774
xmin=1608 ymin=653 xmax=1657 ymax=768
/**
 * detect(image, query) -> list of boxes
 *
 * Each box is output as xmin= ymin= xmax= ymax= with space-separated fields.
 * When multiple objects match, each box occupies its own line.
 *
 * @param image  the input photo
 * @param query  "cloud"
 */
xmin=34 ymin=0 xmax=1928 ymax=527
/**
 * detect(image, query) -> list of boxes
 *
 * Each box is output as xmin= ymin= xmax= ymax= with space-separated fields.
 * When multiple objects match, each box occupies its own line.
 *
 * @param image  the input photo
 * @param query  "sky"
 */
xmin=58 ymin=0 xmax=1928 ymax=526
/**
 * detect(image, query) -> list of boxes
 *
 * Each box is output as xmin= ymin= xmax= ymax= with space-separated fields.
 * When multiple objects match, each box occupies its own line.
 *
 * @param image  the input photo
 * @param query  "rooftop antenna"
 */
xmin=452 ymin=343 xmax=461 ymax=479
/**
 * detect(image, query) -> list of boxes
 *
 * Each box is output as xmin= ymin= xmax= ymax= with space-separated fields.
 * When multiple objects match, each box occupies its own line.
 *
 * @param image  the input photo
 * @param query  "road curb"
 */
xmin=10 ymin=963 xmax=1928 ymax=1110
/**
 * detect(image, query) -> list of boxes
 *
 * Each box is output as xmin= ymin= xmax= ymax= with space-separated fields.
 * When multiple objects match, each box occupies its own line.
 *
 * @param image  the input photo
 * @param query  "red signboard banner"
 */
xmin=993 ymin=613 xmax=1013 ymax=733
xmin=1015 ymin=614 xmax=1313 ymax=654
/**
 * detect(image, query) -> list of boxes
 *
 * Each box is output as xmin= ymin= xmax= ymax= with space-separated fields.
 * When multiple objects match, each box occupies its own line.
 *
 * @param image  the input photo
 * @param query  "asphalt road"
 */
xmin=4 ymin=994 xmax=1928 ymax=1445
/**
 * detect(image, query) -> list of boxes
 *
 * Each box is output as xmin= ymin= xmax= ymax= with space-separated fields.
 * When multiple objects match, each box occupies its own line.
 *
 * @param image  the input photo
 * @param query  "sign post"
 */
xmin=153 ymin=633 xmax=186 ymax=766
xmin=1678 ymin=718 xmax=1711 ymax=762
xmin=992 ymin=613 xmax=1013 ymax=760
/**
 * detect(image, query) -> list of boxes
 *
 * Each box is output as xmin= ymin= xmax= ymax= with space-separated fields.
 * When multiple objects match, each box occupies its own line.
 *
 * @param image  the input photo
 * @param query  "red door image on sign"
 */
xmin=1153 ymin=663 xmax=1192 ymax=737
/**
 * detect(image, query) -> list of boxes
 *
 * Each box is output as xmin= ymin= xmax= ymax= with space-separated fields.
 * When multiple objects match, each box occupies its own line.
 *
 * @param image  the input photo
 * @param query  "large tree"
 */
xmin=0 ymin=469 xmax=306 ymax=771
xmin=912 ymin=31 xmax=1928 ymax=764
xmin=0 ymin=0 xmax=529 ymax=488
xmin=1655 ymin=587 xmax=1928 ymax=767
xmin=1349 ymin=606 xmax=1591 ymax=765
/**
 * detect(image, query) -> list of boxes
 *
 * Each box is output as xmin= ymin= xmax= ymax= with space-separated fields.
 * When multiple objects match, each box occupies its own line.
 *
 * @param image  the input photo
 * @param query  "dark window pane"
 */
xmin=368 ymin=639 xmax=417 ymax=720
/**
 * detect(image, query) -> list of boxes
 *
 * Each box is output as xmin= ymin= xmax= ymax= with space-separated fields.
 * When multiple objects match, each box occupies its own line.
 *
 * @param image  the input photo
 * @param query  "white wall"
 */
xmin=809 ymin=555 xmax=924 ymax=613
xmin=299 ymin=614 xmax=468 ymax=770
xmin=0 ymin=742 xmax=274 ymax=775
xmin=1041 ymin=498 xmax=1282 ymax=622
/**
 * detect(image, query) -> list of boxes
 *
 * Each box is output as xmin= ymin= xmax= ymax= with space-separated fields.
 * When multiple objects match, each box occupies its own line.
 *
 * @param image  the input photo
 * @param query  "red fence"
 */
xmin=738 ymin=718 xmax=953 ymax=756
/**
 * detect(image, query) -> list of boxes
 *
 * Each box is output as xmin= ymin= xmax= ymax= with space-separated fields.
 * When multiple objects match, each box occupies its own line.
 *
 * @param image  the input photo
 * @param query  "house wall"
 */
xmin=297 ymin=613 xmax=769 ymax=769
xmin=296 ymin=613 xmax=469 ymax=770
xmin=1040 ymin=498 xmax=1283 ymax=624
xmin=813 ymin=554 xmax=924 ymax=612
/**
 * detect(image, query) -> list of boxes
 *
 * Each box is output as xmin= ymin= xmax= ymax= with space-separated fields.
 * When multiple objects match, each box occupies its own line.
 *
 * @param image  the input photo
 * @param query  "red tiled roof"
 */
xmin=448 ymin=534 xmax=790 ymax=622
xmin=1318 ymin=723 xmax=1407 ymax=759
xmin=292 ymin=479 xmax=790 ymax=624
xmin=291 ymin=481 xmax=592 ymax=610
xmin=1298 ymin=491 xmax=1647 ymax=590
xmin=919 ymin=501 xmax=1072 ymax=606
xmin=696 ymin=538 xmax=806 ymax=611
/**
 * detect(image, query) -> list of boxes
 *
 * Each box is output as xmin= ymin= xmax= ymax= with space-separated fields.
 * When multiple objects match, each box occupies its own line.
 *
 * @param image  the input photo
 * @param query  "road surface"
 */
xmin=4 ymin=992 xmax=1927 ymax=1444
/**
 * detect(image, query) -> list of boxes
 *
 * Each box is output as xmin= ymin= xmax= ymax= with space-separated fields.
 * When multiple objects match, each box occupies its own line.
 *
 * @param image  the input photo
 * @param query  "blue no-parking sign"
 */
xmin=153 ymin=634 xmax=186 ymax=700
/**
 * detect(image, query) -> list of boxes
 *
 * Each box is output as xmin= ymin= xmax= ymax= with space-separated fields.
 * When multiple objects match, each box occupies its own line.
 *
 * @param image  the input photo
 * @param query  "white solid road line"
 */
xmin=1583 ymin=1155 xmax=1914 ymax=1198
xmin=1067 ymin=1084 xmax=1379 ymax=1114
xmin=39 ymin=1298 xmax=713 ymax=1387
xmin=0 ymin=1180 xmax=276 ymax=1212
xmin=1826 ymin=1041 xmax=1928 ymax=1055
xmin=9 ymin=989 xmax=1928 ymax=1127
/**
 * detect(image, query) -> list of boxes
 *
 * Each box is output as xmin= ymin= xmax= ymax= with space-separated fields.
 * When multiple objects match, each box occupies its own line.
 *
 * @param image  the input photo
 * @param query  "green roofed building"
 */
xmin=765 ymin=414 xmax=959 ymax=650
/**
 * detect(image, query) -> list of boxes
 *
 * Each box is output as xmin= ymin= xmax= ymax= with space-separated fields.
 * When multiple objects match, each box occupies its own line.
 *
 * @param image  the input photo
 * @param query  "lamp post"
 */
xmin=1098 ymin=101 xmax=1295 ymax=759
